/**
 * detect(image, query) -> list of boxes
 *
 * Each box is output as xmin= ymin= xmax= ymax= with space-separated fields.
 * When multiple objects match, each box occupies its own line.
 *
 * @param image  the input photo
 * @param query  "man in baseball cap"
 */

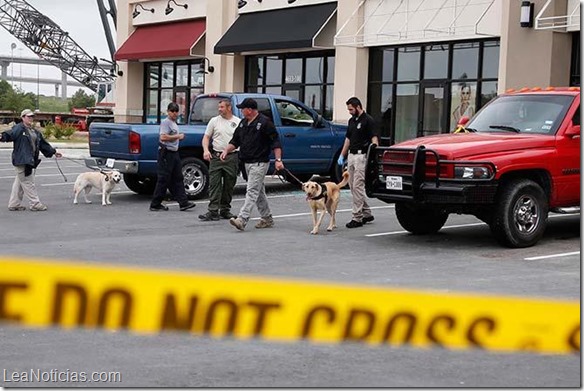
xmin=236 ymin=98 xmax=258 ymax=110
xmin=0 ymin=108 xmax=61 ymax=211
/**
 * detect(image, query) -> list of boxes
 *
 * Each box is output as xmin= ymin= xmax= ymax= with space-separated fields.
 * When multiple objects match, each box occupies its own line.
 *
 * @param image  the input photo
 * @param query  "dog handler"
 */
xmin=220 ymin=98 xmax=284 ymax=231
xmin=337 ymin=97 xmax=379 ymax=228
xmin=0 ymin=109 xmax=62 ymax=211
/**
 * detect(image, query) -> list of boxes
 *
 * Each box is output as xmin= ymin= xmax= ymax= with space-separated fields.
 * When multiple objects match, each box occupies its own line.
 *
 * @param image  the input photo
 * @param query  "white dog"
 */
xmin=73 ymin=170 xmax=122 ymax=206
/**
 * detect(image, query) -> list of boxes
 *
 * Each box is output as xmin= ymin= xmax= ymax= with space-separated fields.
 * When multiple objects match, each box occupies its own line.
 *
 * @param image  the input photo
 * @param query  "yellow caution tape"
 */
xmin=0 ymin=257 xmax=579 ymax=354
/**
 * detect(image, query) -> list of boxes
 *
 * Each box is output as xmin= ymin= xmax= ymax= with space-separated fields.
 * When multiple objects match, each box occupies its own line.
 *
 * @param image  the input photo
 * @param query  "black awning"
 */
xmin=214 ymin=2 xmax=336 ymax=54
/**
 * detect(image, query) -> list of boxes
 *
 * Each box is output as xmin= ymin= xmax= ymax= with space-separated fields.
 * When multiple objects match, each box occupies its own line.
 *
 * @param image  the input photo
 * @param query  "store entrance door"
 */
xmin=419 ymin=82 xmax=447 ymax=137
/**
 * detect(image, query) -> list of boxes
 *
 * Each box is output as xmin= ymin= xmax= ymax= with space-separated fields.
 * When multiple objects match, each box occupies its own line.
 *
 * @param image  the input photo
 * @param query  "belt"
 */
xmin=212 ymin=151 xmax=237 ymax=157
xmin=349 ymin=149 xmax=365 ymax=154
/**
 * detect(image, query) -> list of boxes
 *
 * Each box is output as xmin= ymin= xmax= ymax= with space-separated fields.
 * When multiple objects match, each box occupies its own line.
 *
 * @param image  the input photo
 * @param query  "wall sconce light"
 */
xmin=101 ymin=58 xmax=124 ymax=77
xmin=238 ymin=0 xmax=263 ymax=9
xmin=132 ymin=3 xmax=154 ymax=19
xmin=520 ymin=1 xmax=534 ymax=28
xmin=165 ymin=0 xmax=188 ymax=15
xmin=195 ymin=57 xmax=215 ymax=74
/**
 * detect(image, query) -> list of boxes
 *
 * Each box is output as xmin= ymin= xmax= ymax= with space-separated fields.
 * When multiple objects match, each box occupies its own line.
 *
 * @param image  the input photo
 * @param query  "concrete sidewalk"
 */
xmin=0 ymin=141 xmax=88 ymax=149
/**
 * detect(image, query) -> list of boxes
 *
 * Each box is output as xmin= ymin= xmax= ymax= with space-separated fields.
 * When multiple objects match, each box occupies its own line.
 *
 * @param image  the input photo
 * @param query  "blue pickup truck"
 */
xmin=85 ymin=93 xmax=347 ymax=199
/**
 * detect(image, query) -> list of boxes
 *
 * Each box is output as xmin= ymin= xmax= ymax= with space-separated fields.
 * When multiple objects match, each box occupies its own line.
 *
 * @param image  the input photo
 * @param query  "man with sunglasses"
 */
xmin=0 ymin=109 xmax=62 ymax=211
xmin=149 ymin=102 xmax=196 ymax=212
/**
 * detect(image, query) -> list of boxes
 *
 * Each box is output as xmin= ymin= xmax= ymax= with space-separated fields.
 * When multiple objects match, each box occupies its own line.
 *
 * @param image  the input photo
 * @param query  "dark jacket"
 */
xmin=0 ymin=122 xmax=56 ymax=167
xmin=229 ymin=113 xmax=282 ymax=163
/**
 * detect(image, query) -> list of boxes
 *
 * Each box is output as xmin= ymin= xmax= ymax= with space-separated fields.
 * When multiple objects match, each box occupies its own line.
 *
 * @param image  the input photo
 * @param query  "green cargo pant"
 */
xmin=208 ymin=152 xmax=238 ymax=214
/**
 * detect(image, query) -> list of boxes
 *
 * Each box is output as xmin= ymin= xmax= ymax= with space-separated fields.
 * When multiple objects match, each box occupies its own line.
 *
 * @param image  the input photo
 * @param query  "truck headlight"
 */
xmin=454 ymin=166 xmax=492 ymax=179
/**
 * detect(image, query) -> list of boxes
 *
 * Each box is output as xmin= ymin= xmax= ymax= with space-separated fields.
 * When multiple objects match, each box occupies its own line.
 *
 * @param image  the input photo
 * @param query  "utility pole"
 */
xmin=10 ymin=42 xmax=15 ymax=87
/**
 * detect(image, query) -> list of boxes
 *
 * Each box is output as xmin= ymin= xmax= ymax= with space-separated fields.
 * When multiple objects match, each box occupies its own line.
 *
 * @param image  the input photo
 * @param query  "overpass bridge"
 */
xmin=0 ymin=55 xmax=112 ymax=98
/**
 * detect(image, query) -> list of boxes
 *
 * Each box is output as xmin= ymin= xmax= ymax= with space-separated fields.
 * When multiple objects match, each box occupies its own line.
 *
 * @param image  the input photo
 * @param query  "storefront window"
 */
xmin=266 ymin=56 xmax=283 ymax=85
xmin=368 ymin=39 xmax=499 ymax=144
xmin=480 ymin=81 xmax=498 ymax=108
xmin=452 ymin=42 xmax=479 ymax=79
xmin=161 ymin=63 xmax=174 ymax=88
xmin=326 ymin=56 xmax=335 ymax=83
xmin=306 ymin=58 xmax=324 ymax=84
xmin=176 ymin=64 xmax=189 ymax=87
xmin=144 ymin=59 xmax=205 ymax=124
xmin=397 ymin=47 xmax=420 ymax=81
xmin=482 ymin=41 xmax=500 ymax=79
xmin=451 ymin=82 xmax=477 ymax=130
xmin=245 ymin=51 xmax=335 ymax=120
xmin=148 ymin=64 xmax=159 ymax=88
xmin=424 ymin=45 xmax=448 ymax=79
xmin=395 ymin=84 xmax=419 ymax=143
xmin=285 ymin=58 xmax=302 ymax=84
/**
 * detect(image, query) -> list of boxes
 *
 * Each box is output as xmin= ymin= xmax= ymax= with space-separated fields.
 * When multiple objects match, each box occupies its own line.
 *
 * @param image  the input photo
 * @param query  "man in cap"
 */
xmin=220 ymin=98 xmax=284 ymax=231
xmin=0 ymin=109 xmax=62 ymax=211
xmin=149 ymin=102 xmax=196 ymax=212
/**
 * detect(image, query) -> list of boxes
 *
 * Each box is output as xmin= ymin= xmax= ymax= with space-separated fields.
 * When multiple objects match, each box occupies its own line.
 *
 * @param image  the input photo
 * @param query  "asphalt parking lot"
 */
xmin=0 ymin=146 xmax=580 ymax=387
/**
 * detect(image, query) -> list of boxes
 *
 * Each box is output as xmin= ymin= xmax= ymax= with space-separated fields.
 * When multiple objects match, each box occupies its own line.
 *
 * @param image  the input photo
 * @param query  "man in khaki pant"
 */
xmin=0 ymin=109 xmax=61 ymax=211
xmin=337 ymin=97 xmax=379 ymax=228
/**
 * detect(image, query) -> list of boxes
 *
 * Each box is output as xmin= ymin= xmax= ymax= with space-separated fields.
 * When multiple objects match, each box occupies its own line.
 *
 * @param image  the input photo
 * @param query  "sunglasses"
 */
xmin=25 ymin=115 xmax=35 ymax=118
xmin=168 ymin=110 xmax=179 ymax=113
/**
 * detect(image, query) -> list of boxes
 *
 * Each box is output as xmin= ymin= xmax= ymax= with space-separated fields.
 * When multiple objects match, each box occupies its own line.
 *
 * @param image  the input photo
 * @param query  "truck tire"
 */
xmin=489 ymin=179 xmax=548 ymax=248
xmin=395 ymin=202 xmax=448 ymax=234
xmin=181 ymin=157 xmax=209 ymax=199
xmin=123 ymin=174 xmax=156 ymax=195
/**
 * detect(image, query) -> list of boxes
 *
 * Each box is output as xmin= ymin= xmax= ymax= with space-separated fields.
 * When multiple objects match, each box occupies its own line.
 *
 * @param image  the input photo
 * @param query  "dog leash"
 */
xmin=274 ymin=167 xmax=304 ymax=188
xmin=53 ymin=156 xmax=67 ymax=182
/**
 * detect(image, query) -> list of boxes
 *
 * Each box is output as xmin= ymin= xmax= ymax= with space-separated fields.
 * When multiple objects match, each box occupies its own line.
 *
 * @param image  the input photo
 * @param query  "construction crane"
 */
xmin=0 ymin=0 xmax=115 ymax=92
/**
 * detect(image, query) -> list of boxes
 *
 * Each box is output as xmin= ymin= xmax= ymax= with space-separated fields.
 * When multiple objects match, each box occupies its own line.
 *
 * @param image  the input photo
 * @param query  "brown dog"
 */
xmin=302 ymin=171 xmax=349 ymax=234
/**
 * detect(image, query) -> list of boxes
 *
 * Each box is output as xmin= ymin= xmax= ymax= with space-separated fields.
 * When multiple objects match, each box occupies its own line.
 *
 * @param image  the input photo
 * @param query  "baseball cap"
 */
xmin=236 ymin=98 xmax=258 ymax=110
xmin=21 ymin=109 xmax=34 ymax=117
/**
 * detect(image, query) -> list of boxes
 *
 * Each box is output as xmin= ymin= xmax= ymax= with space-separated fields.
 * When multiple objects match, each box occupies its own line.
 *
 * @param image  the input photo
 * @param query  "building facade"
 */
xmin=113 ymin=0 xmax=580 ymax=145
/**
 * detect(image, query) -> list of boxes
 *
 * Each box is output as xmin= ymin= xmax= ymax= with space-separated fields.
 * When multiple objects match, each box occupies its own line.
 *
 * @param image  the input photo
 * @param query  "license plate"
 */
xmin=105 ymin=158 xmax=115 ymax=168
xmin=386 ymin=176 xmax=403 ymax=190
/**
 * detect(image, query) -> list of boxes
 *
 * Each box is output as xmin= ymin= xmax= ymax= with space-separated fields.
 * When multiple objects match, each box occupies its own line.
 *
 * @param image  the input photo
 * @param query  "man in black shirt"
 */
xmin=220 ymin=98 xmax=284 ymax=231
xmin=337 ymin=97 xmax=379 ymax=228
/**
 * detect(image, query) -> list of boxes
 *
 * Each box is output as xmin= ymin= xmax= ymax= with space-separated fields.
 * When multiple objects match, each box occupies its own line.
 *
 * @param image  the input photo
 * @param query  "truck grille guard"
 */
xmin=365 ymin=144 xmax=497 ymax=202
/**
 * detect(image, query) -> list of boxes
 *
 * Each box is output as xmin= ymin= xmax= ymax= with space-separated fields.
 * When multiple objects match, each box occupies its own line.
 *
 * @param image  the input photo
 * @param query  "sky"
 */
xmin=0 ymin=0 xmax=115 ymax=98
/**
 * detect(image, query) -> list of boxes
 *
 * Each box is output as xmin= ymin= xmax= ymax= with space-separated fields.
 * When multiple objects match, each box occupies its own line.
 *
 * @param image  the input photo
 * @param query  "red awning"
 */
xmin=115 ymin=19 xmax=205 ymax=61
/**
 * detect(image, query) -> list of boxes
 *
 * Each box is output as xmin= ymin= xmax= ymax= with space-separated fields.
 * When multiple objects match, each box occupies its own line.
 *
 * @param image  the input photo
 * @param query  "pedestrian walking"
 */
xmin=149 ymin=102 xmax=196 ymax=212
xmin=199 ymin=99 xmax=241 ymax=221
xmin=0 ymin=109 xmax=62 ymax=211
xmin=220 ymin=98 xmax=284 ymax=231
xmin=337 ymin=97 xmax=379 ymax=228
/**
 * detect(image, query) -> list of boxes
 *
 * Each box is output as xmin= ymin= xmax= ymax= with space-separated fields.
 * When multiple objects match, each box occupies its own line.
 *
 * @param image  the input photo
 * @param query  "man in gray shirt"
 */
xmin=149 ymin=102 xmax=196 ymax=211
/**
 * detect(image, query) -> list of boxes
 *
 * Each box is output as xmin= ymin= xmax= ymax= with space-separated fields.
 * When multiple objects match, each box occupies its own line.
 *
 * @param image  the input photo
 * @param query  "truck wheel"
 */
xmin=490 ymin=179 xmax=548 ymax=248
xmin=123 ymin=174 xmax=156 ymax=195
xmin=182 ymin=157 xmax=209 ymax=199
xmin=395 ymin=202 xmax=448 ymax=234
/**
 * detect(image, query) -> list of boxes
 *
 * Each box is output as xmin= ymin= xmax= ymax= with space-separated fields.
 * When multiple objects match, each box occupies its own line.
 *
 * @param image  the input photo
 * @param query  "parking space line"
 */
xmin=365 ymin=213 xmax=579 ymax=238
xmin=0 ymin=172 xmax=86 ymax=179
xmin=524 ymin=251 xmax=580 ymax=261
xmin=366 ymin=222 xmax=486 ymax=237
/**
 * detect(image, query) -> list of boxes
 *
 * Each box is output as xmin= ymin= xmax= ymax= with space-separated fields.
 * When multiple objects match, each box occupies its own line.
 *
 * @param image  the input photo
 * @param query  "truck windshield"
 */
xmin=469 ymin=94 xmax=574 ymax=135
xmin=189 ymin=97 xmax=225 ymax=124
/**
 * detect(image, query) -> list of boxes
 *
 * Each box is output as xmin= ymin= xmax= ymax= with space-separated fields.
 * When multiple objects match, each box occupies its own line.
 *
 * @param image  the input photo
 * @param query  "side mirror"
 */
xmin=313 ymin=115 xmax=326 ymax=128
xmin=565 ymin=124 xmax=580 ymax=138
xmin=457 ymin=116 xmax=470 ymax=126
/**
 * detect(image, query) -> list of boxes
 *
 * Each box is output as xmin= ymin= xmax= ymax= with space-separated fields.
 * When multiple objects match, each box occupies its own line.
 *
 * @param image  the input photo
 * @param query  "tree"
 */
xmin=0 ymin=82 xmax=35 ymax=114
xmin=69 ymin=89 xmax=96 ymax=110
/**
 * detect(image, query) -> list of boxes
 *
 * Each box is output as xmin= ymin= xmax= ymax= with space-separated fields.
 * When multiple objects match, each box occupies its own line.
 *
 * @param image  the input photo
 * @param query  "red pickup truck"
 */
xmin=365 ymin=87 xmax=580 ymax=248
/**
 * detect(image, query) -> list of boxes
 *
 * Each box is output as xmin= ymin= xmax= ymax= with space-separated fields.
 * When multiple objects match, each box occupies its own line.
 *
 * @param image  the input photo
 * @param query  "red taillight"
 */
xmin=129 ymin=131 xmax=141 ymax=154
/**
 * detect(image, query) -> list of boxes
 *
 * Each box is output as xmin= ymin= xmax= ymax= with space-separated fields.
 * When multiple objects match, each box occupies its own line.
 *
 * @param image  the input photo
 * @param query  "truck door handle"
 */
xmin=104 ymin=129 xmax=112 ymax=135
xmin=284 ymin=133 xmax=296 ymax=138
